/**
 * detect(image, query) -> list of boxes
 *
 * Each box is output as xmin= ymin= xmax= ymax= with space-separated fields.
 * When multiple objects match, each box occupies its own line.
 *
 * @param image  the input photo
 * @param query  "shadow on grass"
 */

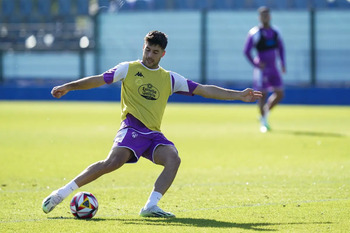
xmin=48 ymin=217 xmax=332 ymax=231
xmin=272 ymin=129 xmax=346 ymax=138
xmin=119 ymin=218 xmax=332 ymax=231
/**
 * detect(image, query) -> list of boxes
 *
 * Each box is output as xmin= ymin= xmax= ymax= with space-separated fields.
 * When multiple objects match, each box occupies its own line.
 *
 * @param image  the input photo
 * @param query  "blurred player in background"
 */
xmin=244 ymin=6 xmax=286 ymax=133
xmin=43 ymin=30 xmax=262 ymax=218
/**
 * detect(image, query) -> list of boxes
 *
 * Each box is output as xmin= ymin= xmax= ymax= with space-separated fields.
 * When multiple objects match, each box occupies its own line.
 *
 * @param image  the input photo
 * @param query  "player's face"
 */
xmin=142 ymin=42 xmax=165 ymax=69
xmin=259 ymin=11 xmax=270 ymax=25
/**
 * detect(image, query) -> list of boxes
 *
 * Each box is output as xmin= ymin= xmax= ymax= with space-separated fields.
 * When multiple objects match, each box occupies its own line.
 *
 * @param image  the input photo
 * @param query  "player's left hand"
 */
xmin=240 ymin=88 xmax=263 ymax=102
xmin=281 ymin=66 xmax=286 ymax=73
xmin=51 ymin=85 xmax=69 ymax=98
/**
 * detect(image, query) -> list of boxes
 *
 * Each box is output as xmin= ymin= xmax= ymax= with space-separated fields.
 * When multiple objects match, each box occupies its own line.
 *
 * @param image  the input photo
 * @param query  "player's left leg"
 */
xmin=140 ymin=145 xmax=180 ymax=218
xmin=152 ymin=145 xmax=181 ymax=195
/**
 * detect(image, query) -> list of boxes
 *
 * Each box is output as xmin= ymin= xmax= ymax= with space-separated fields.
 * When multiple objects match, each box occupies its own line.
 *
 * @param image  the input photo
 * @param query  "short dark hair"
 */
xmin=144 ymin=31 xmax=168 ymax=50
xmin=258 ymin=6 xmax=270 ymax=14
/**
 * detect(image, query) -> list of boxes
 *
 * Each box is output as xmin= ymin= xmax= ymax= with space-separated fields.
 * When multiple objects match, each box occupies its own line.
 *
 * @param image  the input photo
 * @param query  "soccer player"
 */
xmin=244 ymin=6 xmax=286 ymax=133
xmin=43 ymin=30 xmax=262 ymax=218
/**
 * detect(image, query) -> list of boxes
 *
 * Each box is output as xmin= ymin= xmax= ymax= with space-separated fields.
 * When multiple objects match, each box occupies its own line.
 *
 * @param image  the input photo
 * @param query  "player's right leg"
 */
xmin=42 ymin=147 xmax=133 ymax=213
xmin=260 ymin=69 xmax=284 ymax=132
xmin=253 ymin=68 xmax=270 ymax=132
xmin=261 ymin=88 xmax=284 ymax=132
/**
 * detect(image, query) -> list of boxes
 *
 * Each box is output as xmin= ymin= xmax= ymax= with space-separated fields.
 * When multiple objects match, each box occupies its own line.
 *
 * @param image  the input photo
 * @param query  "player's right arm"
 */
xmin=51 ymin=74 xmax=105 ymax=98
xmin=244 ymin=27 xmax=265 ymax=69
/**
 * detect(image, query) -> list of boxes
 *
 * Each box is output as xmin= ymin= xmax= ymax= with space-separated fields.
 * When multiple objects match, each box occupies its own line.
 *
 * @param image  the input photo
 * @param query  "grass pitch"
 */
xmin=0 ymin=101 xmax=349 ymax=232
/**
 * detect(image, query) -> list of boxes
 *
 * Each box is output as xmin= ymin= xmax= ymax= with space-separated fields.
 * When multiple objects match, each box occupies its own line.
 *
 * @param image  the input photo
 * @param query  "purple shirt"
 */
xmin=244 ymin=26 xmax=285 ymax=68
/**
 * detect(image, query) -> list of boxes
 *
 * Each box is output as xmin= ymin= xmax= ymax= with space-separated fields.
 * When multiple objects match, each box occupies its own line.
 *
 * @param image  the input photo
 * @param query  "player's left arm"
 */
xmin=193 ymin=84 xmax=262 ymax=102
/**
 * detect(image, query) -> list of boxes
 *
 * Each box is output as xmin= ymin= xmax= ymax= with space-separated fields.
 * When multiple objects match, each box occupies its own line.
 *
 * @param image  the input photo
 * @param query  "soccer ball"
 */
xmin=70 ymin=192 xmax=98 ymax=219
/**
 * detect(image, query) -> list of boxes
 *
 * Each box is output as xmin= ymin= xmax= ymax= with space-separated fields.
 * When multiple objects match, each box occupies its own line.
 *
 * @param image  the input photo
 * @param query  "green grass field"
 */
xmin=1 ymin=101 xmax=349 ymax=232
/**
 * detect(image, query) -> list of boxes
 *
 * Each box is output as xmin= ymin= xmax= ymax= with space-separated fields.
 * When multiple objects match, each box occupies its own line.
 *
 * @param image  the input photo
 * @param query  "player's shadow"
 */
xmin=48 ymin=217 xmax=332 ymax=231
xmin=272 ymin=129 xmax=346 ymax=138
xmin=119 ymin=218 xmax=332 ymax=231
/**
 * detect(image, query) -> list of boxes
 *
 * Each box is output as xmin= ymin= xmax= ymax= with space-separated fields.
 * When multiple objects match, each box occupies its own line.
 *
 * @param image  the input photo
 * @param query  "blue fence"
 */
xmin=0 ymin=0 xmax=350 ymax=105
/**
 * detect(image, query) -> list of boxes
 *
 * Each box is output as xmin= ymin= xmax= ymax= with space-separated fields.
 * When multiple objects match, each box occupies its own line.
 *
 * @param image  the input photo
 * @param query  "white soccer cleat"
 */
xmin=259 ymin=116 xmax=271 ymax=133
xmin=260 ymin=125 xmax=268 ymax=133
xmin=42 ymin=191 xmax=64 ymax=214
xmin=139 ymin=205 xmax=175 ymax=218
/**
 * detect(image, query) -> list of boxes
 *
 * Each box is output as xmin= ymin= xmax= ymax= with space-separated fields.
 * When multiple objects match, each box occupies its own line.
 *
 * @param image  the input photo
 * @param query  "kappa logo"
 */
xmin=135 ymin=72 xmax=144 ymax=78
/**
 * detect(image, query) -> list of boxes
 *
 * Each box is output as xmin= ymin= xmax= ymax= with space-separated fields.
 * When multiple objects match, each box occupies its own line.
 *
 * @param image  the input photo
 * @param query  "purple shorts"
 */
xmin=112 ymin=128 xmax=175 ymax=163
xmin=253 ymin=66 xmax=283 ymax=91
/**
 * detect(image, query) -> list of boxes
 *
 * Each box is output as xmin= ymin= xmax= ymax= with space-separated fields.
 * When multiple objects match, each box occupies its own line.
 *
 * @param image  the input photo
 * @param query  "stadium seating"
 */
xmin=293 ymin=0 xmax=310 ymax=9
xmin=119 ymin=0 xmax=155 ymax=11
xmin=196 ymin=0 xmax=211 ymax=9
xmin=273 ymin=0 xmax=291 ymax=9
xmin=19 ymin=0 xmax=33 ymax=17
xmin=134 ymin=0 xmax=154 ymax=11
xmin=118 ymin=1 xmax=133 ymax=11
xmin=37 ymin=0 xmax=52 ymax=17
xmin=1 ymin=0 xmax=15 ymax=18
xmin=77 ymin=0 xmax=90 ymax=15
xmin=173 ymin=0 xmax=197 ymax=10
xmin=154 ymin=0 xmax=168 ymax=10
xmin=211 ymin=0 xmax=232 ymax=10
xmin=1 ymin=0 xmax=350 ymax=52
xmin=98 ymin=0 xmax=110 ymax=12
xmin=173 ymin=0 xmax=211 ymax=10
xmin=58 ymin=0 xmax=71 ymax=15
xmin=336 ymin=0 xmax=350 ymax=8
xmin=0 ymin=0 xmax=94 ymax=51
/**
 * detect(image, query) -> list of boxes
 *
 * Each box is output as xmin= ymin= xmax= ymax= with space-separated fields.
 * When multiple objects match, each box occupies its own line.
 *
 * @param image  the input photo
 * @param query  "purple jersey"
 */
xmin=244 ymin=26 xmax=285 ymax=68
